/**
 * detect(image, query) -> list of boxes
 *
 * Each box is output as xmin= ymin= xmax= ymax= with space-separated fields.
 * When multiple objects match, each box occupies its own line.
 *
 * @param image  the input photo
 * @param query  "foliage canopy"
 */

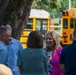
xmin=32 ymin=0 xmax=76 ymax=12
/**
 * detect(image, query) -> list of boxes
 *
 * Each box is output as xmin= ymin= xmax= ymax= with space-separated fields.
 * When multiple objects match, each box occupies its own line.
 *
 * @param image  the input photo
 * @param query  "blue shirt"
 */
xmin=0 ymin=41 xmax=7 ymax=65
xmin=7 ymin=38 xmax=23 ymax=75
xmin=60 ymin=41 xmax=76 ymax=75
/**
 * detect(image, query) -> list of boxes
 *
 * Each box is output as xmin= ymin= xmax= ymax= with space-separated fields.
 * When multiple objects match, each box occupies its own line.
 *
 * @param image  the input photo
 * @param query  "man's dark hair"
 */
xmin=0 ymin=22 xmax=11 ymax=28
xmin=0 ymin=27 xmax=7 ymax=36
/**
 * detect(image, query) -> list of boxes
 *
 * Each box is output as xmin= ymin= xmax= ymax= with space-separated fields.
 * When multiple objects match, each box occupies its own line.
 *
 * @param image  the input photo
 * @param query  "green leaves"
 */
xmin=32 ymin=0 xmax=61 ymax=12
xmin=32 ymin=0 xmax=76 ymax=12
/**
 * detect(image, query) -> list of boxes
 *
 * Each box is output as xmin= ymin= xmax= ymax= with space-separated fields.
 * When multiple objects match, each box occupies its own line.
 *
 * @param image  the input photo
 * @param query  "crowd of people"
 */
xmin=0 ymin=22 xmax=76 ymax=75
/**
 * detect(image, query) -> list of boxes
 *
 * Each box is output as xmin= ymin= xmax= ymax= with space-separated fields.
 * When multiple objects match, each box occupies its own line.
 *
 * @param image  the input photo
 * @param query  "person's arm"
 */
xmin=18 ymin=66 xmax=23 ymax=74
xmin=17 ymin=50 xmax=23 ymax=74
xmin=18 ymin=42 xmax=23 ymax=55
xmin=59 ymin=47 xmax=65 ymax=74
xmin=60 ymin=64 xmax=65 ymax=74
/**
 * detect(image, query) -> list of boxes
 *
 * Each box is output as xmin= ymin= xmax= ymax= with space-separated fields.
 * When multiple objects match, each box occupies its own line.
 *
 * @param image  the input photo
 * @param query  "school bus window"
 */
xmin=25 ymin=19 xmax=33 ymax=29
xmin=36 ymin=19 xmax=47 ymax=35
xmin=42 ymin=20 xmax=47 ymax=36
xmin=70 ymin=18 xmax=74 ymax=28
xmin=70 ymin=18 xmax=76 ymax=28
xmin=43 ymin=20 xmax=48 ymax=30
xmin=36 ymin=19 xmax=48 ymax=31
xmin=75 ymin=20 xmax=76 ymax=28
xmin=63 ymin=19 xmax=68 ymax=28
xmin=36 ymin=20 xmax=41 ymax=30
xmin=73 ymin=19 xmax=76 ymax=28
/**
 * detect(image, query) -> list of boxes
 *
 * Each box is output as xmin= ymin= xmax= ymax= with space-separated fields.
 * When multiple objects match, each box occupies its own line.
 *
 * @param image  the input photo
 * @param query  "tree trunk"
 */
xmin=0 ymin=0 xmax=34 ymax=39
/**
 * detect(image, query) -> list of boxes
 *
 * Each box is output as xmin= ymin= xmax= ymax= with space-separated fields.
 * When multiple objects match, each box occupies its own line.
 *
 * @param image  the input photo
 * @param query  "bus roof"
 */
xmin=29 ymin=9 xmax=50 ymax=19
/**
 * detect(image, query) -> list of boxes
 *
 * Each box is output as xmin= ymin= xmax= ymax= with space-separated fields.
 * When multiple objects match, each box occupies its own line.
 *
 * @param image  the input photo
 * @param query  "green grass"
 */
xmin=50 ymin=18 xmax=62 ymax=36
xmin=51 ymin=18 xmax=60 ymax=24
xmin=51 ymin=18 xmax=62 ymax=24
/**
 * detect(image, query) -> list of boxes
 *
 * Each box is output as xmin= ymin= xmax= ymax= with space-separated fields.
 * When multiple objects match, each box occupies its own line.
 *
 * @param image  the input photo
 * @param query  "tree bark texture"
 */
xmin=0 ymin=0 xmax=34 ymax=39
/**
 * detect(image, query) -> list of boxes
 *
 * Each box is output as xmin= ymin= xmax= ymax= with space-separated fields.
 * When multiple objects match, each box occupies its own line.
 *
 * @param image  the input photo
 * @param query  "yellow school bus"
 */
xmin=61 ymin=8 xmax=76 ymax=46
xmin=20 ymin=9 xmax=50 ymax=48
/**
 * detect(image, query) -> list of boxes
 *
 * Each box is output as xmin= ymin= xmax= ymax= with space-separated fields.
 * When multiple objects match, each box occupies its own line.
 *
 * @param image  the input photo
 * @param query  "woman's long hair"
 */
xmin=45 ymin=31 xmax=61 ymax=49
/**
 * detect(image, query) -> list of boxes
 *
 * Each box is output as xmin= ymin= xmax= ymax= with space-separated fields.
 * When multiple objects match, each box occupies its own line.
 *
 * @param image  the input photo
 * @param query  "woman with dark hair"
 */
xmin=27 ymin=31 xmax=43 ymax=48
xmin=17 ymin=31 xmax=47 ymax=75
